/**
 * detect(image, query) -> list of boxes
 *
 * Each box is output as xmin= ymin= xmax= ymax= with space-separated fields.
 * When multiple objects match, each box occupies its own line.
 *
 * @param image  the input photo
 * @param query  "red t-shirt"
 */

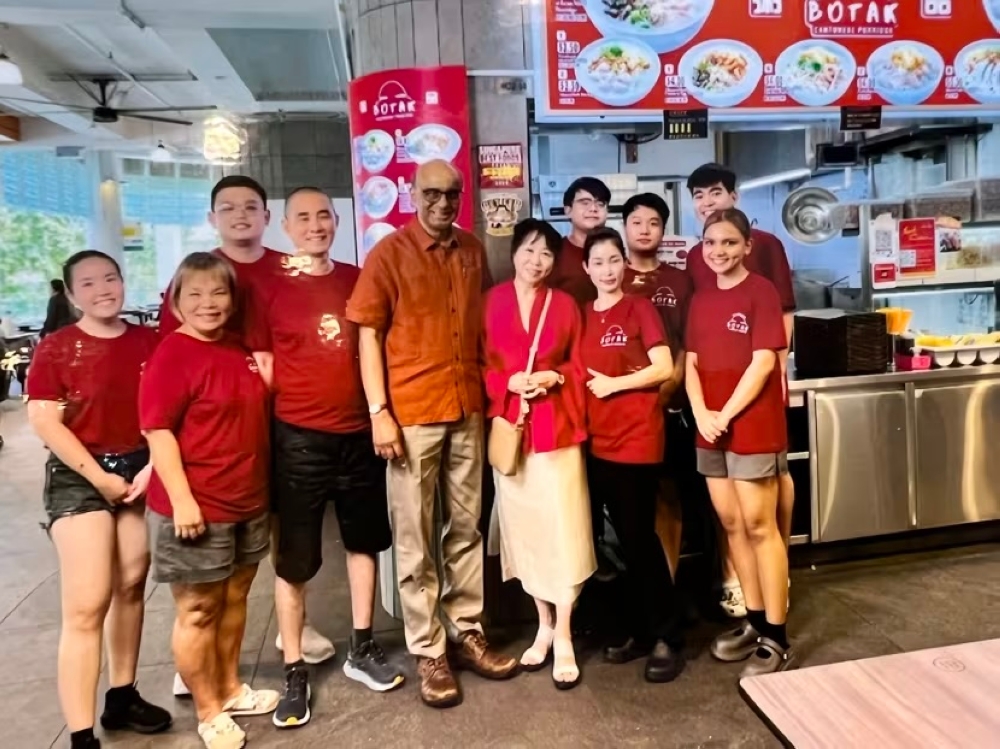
xmin=260 ymin=263 xmax=369 ymax=434
xmin=685 ymin=272 xmax=788 ymax=455
xmin=139 ymin=332 xmax=270 ymax=523
xmin=157 ymin=247 xmax=285 ymax=351
xmin=623 ymin=262 xmax=693 ymax=353
xmin=686 ymin=229 xmax=797 ymax=312
xmin=549 ymin=237 xmax=597 ymax=307
xmin=581 ymin=294 xmax=668 ymax=464
xmin=27 ymin=323 xmax=159 ymax=455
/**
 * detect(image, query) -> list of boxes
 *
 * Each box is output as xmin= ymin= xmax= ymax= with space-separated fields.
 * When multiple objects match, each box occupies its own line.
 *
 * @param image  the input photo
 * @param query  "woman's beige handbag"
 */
xmin=487 ymin=289 xmax=552 ymax=477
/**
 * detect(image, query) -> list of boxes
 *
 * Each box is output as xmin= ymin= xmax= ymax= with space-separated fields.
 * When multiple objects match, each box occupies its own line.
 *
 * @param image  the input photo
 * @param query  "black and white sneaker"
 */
xmin=343 ymin=640 xmax=405 ymax=692
xmin=273 ymin=666 xmax=311 ymax=729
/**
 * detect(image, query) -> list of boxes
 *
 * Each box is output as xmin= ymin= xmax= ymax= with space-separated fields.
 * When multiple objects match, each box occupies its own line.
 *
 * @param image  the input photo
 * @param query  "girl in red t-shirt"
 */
xmin=684 ymin=209 xmax=794 ymax=677
xmin=139 ymin=253 xmax=277 ymax=749
xmin=579 ymin=227 xmax=685 ymax=684
xmin=27 ymin=250 xmax=171 ymax=749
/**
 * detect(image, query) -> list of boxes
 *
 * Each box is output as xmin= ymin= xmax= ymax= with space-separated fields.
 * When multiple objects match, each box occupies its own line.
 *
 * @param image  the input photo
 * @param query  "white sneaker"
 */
xmin=276 ymin=623 xmax=336 ymax=664
xmin=222 ymin=683 xmax=280 ymax=717
xmin=173 ymin=672 xmax=191 ymax=698
xmin=198 ymin=713 xmax=245 ymax=749
xmin=720 ymin=580 xmax=747 ymax=619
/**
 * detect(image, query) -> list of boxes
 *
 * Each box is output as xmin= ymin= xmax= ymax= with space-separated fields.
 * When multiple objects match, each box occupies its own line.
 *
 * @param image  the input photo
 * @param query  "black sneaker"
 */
xmin=603 ymin=637 xmax=651 ymax=665
xmin=644 ymin=640 xmax=685 ymax=684
xmin=273 ymin=666 xmax=311 ymax=729
xmin=99 ymin=685 xmax=172 ymax=734
xmin=343 ymin=640 xmax=405 ymax=692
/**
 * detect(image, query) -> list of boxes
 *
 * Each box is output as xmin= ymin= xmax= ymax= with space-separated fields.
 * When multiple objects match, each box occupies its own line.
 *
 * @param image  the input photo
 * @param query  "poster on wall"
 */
xmin=478 ymin=144 xmax=525 ymax=189
xmin=348 ymin=65 xmax=474 ymax=264
xmin=536 ymin=0 xmax=1000 ymax=120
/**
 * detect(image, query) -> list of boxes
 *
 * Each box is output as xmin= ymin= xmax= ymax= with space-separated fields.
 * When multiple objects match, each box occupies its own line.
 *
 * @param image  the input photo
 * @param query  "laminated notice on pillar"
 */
xmin=348 ymin=65 xmax=474 ymax=264
xmin=869 ymin=214 xmax=899 ymax=289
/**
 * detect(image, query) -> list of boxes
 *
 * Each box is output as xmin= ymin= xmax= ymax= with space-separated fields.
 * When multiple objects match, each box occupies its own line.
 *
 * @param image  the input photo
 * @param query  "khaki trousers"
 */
xmin=388 ymin=414 xmax=484 ymax=658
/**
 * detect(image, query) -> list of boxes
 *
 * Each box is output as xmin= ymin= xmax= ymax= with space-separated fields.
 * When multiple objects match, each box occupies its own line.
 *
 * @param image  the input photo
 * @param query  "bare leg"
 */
xmin=655 ymin=479 xmax=683 ymax=580
xmin=706 ymin=478 xmax=763 ymax=612
xmin=105 ymin=506 xmax=149 ymax=688
xmin=51 ymin=512 xmax=116 ymax=731
xmin=734 ymin=478 xmax=787 ymax=625
xmin=521 ymin=597 xmax=554 ymax=667
xmin=346 ymin=551 xmax=376 ymax=629
xmin=777 ymin=472 xmax=795 ymax=550
xmin=171 ymin=582 xmax=227 ymax=722
xmin=552 ymin=602 xmax=579 ymax=684
xmin=274 ymin=576 xmax=306 ymax=664
xmin=217 ymin=564 xmax=259 ymax=703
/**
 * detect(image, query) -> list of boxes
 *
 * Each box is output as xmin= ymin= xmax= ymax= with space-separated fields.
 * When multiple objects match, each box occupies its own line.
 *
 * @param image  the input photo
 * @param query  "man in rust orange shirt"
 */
xmin=347 ymin=159 xmax=517 ymax=709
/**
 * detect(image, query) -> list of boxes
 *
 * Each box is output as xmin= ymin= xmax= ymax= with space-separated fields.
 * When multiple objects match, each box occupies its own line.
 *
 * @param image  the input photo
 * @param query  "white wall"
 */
xmin=263 ymin=198 xmax=357 ymax=264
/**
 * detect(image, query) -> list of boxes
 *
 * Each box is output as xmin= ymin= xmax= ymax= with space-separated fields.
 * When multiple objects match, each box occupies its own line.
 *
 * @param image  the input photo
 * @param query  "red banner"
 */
xmin=539 ymin=0 xmax=1000 ymax=116
xmin=348 ymin=65 xmax=474 ymax=263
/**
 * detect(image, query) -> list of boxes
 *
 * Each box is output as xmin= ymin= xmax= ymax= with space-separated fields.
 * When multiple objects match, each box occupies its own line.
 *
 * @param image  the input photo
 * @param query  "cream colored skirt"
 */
xmin=490 ymin=444 xmax=597 ymax=605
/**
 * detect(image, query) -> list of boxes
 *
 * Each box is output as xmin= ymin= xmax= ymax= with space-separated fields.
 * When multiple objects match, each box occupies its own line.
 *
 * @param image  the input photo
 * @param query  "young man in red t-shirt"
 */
xmin=621 ymin=193 xmax=699 ymax=579
xmin=685 ymin=208 xmax=793 ymax=676
xmin=685 ymin=163 xmax=797 ymax=618
xmin=257 ymin=188 xmax=404 ymax=727
xmin=549 ymin=176 xmax=610 ymax=307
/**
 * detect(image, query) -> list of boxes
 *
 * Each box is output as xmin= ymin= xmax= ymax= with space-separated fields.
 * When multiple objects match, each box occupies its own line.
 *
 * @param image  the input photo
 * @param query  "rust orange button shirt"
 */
xmin=346 ymin=219 xmax=493 ymax=427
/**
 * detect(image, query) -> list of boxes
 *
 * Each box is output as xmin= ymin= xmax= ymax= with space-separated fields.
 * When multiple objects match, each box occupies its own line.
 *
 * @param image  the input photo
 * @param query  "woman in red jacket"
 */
xmin=140 ymin=253 xmax=277 ymax=749
xmin=28 ymin=250 xmax=171 ymax=749
xmin=482 ymin=219 xmax=596 ymax=689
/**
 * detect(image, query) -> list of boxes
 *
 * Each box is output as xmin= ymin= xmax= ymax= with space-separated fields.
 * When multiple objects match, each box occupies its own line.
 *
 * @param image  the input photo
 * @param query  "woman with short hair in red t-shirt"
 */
xmin=685 ymin=209 xmax=794 ymax=677
xmin=580 ymin=228 xmax=685 ymax=684
xmin=27 ymin=250 xmax=171 ymax=749
xmin=140 ymin=253 xmax=277 ymax=749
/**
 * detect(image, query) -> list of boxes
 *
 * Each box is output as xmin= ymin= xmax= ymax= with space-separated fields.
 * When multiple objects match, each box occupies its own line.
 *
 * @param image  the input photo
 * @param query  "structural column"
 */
xmin=88 ymin=152 xmax=125 ymax=266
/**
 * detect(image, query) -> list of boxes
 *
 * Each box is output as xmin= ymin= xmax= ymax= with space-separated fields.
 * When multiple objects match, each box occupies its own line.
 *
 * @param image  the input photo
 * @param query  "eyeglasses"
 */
xmin=574 ymin=198 xmax=608 ymax=210
xmin=422 ymin=189 xmax=462 ymax=204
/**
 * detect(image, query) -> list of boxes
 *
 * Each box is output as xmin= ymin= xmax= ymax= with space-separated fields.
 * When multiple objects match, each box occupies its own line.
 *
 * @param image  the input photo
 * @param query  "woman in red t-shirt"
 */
xmin=482 ymin=219 xmax=596 ymax=690
xmin=139 ymin=253 xmax=277 ymax=749
xmin=579 ymin=227 xmax=685 ymax=684
xmin=684 ymin=209 xmax=793 ymax=677
xmin=27 ymin=250 xmax=171 ymax=749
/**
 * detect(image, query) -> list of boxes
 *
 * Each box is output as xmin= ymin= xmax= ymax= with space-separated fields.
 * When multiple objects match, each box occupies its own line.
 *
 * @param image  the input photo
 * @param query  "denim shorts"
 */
xmin=42 ymin=449 xmax=148 ymax=530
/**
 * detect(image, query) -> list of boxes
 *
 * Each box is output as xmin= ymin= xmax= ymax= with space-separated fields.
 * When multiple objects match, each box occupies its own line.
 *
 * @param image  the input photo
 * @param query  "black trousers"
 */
xmin=587 ymin=455 xmax=683 ymax=647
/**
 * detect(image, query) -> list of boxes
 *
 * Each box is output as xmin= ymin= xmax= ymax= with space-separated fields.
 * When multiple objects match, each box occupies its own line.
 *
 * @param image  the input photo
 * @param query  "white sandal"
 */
xmin=519 ymin=626 xmax=554 ymax=672
xmin=222 ymin=683 xmax=280 ymax=716
xmin=198 ymin=713 xmax=246 ymax=749
xmin=552 ymin=637 xmax=581 ymax=691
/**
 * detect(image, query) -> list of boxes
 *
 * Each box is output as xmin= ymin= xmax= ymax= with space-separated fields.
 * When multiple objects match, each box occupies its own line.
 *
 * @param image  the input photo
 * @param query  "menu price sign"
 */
xmin=663 ymin=109 xmax=708 ymax=140
xmin=537 ymin=0 xmax=1000 ymax=118
xmin=348 ymin=65 xmax=474 ymax=264
xmin=477 ymin=144 xmax=525 ymax=189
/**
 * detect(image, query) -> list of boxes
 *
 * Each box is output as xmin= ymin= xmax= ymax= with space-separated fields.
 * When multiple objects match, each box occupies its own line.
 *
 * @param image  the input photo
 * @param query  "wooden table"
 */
xmin=740 ymin=639 xmax=1000 ymax=749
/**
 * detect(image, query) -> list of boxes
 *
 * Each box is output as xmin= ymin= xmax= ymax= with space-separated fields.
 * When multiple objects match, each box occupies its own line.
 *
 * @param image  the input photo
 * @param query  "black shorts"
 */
xmin=43 ymin=449 xmax=148 ymax=529
xmin=272 ymin=419 xmax=392 ymax=582
xmin=662 ymin=409 xmax=696 ymax=480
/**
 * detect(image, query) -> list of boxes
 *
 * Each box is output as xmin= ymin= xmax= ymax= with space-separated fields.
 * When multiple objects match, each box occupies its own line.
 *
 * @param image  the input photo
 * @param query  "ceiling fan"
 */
xmin=0 ymin=77 xmax=216 ymax=126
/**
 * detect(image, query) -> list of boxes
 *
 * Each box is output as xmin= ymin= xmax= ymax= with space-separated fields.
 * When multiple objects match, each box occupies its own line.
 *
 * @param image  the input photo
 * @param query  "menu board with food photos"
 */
xmin=348 ymin=65 xmax=474 ymax=263
xmin=537 ymin=0 xmax=1000 ymax=119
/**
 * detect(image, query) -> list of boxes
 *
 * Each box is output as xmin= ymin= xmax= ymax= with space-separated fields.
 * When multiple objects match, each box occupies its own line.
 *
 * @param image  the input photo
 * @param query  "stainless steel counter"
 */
xmin=784 ymin=361 xmax=1000 ymax=544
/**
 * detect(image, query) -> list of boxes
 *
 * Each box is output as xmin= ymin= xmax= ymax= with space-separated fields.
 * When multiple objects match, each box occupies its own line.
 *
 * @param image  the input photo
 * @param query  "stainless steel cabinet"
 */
xmin=813 ymin=389 xmax=912 ymax=542
xmin=914 ymin=381 xmax=1000 ymax=529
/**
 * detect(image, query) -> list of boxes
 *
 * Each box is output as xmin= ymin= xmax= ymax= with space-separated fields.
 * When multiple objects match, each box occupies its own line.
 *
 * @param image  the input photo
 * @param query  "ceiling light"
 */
xmin=202 ymin=115 xmax=245 ymax=165
xmin=150 ymin=141 xmax=172 ymax=162
xmin=0 ymin=49 xmax=23 ymax=86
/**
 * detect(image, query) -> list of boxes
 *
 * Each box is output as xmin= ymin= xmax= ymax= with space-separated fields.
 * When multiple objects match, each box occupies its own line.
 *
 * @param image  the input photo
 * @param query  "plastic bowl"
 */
xmin=584 ymin=0 xmax=714 ymax=55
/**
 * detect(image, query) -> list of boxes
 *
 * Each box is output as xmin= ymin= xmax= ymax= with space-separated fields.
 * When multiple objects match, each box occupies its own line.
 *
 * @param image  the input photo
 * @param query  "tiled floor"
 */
xmin=2 ymin=398 xmax=999 ymax=749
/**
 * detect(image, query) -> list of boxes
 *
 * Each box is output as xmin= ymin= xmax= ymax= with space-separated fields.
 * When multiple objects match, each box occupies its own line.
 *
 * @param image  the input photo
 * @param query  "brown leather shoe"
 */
xmin=417 ymin=655 xmax=461 ymax=708
xmin=449 ymin=631 xmax=518 ymax=680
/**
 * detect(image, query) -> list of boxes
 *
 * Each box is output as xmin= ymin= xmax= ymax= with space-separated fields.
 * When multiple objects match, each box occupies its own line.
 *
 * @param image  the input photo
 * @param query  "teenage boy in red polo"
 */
xmin=549 ymin=176 xmax=611 ymax=307
xmin=258 ymin=187 xmax=404 ymax=728
xmin=163 ymin=176 xmax=336 ymax=698
xmin=684 ymin=163 xmax=797 ymax=619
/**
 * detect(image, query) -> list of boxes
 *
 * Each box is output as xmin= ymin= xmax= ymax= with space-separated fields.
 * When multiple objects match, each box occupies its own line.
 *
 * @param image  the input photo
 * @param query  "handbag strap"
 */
xmin=516 ymin=289 xmax=553 ymax=425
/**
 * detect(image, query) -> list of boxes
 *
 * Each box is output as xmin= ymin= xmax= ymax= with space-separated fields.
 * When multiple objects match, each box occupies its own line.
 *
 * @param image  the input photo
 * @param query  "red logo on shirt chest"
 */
xmin=599 ymin=325 xmax=628 ymax=347
xmin=651 ymin=286 xmax=677 ymax=308
xmin=246 ymin=356 xmax=259 ymax=373
xmin=726 ymin=313 xmax=750 ymax=335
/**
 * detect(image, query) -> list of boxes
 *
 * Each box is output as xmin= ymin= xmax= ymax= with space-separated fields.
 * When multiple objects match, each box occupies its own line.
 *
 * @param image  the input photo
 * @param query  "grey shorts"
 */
xmin=147 ymin=509 xmax=270 ymax=585
xmin=696 ymin=449 xmax=789 ymax=481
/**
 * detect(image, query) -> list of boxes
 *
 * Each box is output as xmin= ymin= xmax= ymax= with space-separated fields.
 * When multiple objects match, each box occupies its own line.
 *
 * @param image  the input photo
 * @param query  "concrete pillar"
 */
xmin=88 ymin=152 xmax=125 ymax=265
xmin=345 ymin=0 xmax=534 ymax=282
xmin=230 ymin=118 xmax=354 ymax=201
